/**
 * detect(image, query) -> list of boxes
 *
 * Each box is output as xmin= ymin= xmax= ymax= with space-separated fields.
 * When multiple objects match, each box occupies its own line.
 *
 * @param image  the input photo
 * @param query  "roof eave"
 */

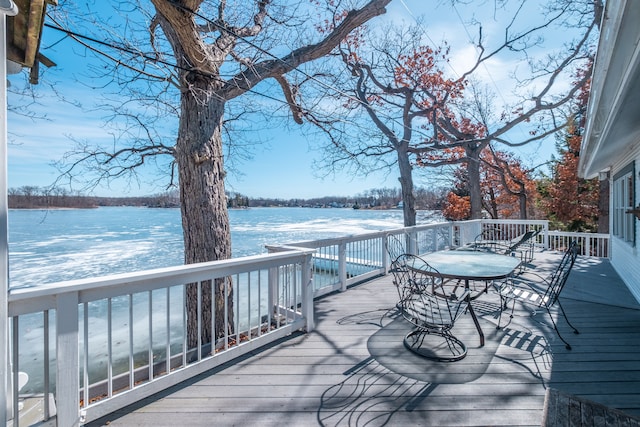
xmin=579 ymin=0 xmax=640 ymax=178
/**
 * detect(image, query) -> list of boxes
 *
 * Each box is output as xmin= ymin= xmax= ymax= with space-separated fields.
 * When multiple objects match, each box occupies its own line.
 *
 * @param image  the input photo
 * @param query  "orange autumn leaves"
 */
xmin=540 ymin=122 xmax=599 ymax=231
xmin=441 ymin=147 xmax=537 ymax=220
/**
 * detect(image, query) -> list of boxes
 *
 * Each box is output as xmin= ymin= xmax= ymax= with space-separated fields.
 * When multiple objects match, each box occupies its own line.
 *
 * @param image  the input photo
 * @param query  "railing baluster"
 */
xmin=236 ymin=273 xmax=240 ymax=346
xmin=182 ymin=286 xmax=187 ymax=368
xmin=258 ymin=270 xmax=262 ymax=337
xmin=165 ymin=287 xmax=170 ymax=376
xmin=197 ymin=282 xmax=202 ymax=360
xmin=268 ymin=266 xmax=276 ymax=332
xmin=210 ymin=280 xmax=215 ymax=357
xmin=339 ymin=242 xmax=347 ymax=292
xmin=44 ymin=310 xmax=50 ymax=421
xmin=107 ymin=298 xmax=113 ymax=398
xmin=293 ymin=264 xmax=299 ymax=320
xmin=148 ymin=291 xmax=154 ymax=382
xmin=83 ymin=301 xmax=88 ymax=408
xmin=247 ymin=271 xmax=252 ymax=340
xmin=223 ymin=278 xmax=229 ymax=351
xmin=12 ymin=316 xmax=18 ymax=427
xmin=128 ymin=294 xmax=134 ymax=390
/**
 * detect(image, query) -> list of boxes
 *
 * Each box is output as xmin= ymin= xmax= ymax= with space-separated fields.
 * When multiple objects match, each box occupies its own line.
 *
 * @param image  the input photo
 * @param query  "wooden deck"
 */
xmin=86 ymin=250 xmax=640 ymax=427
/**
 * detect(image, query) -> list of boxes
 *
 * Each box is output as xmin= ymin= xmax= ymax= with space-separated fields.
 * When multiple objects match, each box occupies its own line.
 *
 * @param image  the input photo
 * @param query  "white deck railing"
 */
xmin=272 ymin=221 xmax=458 ymax=297
xmin=7 ymin=250 xmax=314 ymax=426
xmin=4 ymin=218 xmax=609 ymax=426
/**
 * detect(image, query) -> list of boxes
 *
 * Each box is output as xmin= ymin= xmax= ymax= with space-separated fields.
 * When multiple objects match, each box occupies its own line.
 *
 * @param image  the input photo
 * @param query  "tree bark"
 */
xmin=175 ymin=77 xmax=233 ymax=347
xmin=466 ymin=146 xmax=483 ymax=219
xmin=397 ymin=146 xmax=416 ymax=226
xmin=519 ymin=194 xmax=528 ymax=220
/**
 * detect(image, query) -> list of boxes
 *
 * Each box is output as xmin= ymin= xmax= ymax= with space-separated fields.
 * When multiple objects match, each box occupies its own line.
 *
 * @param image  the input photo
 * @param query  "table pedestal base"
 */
xmin=403 ymin=329 xmax=467 ymax=362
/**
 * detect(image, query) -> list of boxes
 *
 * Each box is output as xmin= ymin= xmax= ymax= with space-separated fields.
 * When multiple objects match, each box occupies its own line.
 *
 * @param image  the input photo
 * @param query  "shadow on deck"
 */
xmin=86 ymin=251 xmax=640 ymax=427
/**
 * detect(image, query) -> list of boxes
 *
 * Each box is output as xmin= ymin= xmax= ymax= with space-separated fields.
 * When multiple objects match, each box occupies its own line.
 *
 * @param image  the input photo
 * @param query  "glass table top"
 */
xmin=412 ymin=250 xmax=521 ymax=280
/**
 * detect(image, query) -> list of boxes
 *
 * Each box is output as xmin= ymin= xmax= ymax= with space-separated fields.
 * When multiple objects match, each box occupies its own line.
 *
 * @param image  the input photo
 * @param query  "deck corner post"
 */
xmin=408 ymin=229 xmax=418 ymax=255
xmin=338 ymin=242 xmax=347 ymax=292
xmin=302 ymin=253 xmax=315 ymax=332
xmin=383 ymin=234 xmax=391 ymax=274
xmin=56 ymin=291 xmax=81 ymax=427
xmin=0 ymin=5 xmax=18 ymax=424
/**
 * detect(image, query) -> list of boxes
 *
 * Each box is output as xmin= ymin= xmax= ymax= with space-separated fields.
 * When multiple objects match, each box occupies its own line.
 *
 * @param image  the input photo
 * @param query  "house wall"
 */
xmin=610 ymin=144 xmax=640 ymax=303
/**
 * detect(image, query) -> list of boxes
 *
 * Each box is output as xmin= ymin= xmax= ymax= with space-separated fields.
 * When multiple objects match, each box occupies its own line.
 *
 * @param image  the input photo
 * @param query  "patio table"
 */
xmin=409 ymin=250 xmax=521 ymax=347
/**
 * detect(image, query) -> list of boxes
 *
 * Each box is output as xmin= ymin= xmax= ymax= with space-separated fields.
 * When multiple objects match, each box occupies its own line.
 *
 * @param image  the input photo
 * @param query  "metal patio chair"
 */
xmin=395 ymin=254 xmax=470 ymax=361
xmin=387 ymin=233 xmax=411 ymax=307
xmin=386 ymin=233 xmax=408 ymax=267
xmin=460 ymin=229 xmax=540 ymax=270
xmin=494 ymin=241 xmax=579 ymax=350
xmin=491 ymin=229 xmax=540 ymax=264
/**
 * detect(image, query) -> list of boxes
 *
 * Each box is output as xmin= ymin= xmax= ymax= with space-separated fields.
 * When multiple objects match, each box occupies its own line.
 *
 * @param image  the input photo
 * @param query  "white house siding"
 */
xmin=609 ymin=144 xmax=640 ymax=303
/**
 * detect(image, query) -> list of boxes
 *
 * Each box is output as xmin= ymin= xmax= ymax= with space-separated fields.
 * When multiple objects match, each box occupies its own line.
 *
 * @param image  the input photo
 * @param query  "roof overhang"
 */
xmin=579 ymin=0 xmax=640 ymax=179
xmin=5 ymin=0 xmax=56 ymax=84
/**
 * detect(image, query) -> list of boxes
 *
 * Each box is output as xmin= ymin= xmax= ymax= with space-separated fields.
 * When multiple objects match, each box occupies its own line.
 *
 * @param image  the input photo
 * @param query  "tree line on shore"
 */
xmin=8 ymin=186 xmax=447 ymax=210
xmin=229 ymin=187 xmax=446 ymax=210
xmin=7 ymin=186 xmax=181 ymax=209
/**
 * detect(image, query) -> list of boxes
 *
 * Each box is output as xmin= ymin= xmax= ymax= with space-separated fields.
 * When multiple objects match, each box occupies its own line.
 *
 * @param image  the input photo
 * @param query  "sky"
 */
xmin=6 ymin=0 xmax=576 ymax=200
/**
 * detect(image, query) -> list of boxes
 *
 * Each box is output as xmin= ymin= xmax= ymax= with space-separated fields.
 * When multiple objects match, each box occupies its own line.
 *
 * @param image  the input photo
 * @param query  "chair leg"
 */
xmin=544 ymin=306 xmax=573 ymax=350
xmin=496 ymin=295 xmax=505 ymax=329
xmin=496 ymin=295 xmax=514 ymax=330
xmin=556 ymin=299 xmax=579 ymax=335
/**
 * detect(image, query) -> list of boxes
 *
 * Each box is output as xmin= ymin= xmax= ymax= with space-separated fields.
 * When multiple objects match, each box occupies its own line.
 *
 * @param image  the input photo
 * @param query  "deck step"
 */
xmin=542 ymin=388 xmax=640 ymax=427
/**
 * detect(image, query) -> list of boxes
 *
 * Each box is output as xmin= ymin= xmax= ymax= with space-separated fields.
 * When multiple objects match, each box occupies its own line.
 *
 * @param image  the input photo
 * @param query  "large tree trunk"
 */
xmin=176 ymin=77 xmax=234 ymax=349
xmin=397 ymin=147 xmax=416 ymax=226
xmin=466 ymin=147 xmax=483 ymax=219
xmin=150 ymin=0 xmax=392 ymax=350
xmin=519 ymin=194 xmax=528 ymax=220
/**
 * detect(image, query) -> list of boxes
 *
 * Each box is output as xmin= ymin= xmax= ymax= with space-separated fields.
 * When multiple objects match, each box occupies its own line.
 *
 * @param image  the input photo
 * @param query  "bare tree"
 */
xmin=310 ymin=0 xmax=599 ymax=222
xmin=47 ymin=0 xmax=391 ymax=347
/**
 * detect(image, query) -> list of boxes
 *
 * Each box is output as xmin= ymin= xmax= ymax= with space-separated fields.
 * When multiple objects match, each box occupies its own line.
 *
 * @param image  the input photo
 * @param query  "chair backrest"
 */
xmin=507 ymin=230 xmax=536 ymax=252
xmin=397 ymin=255 xmax=468 ymax=330
xmin=389 ymin=253 xmax=413 ymax=303
xmin=387 ymin=233 xmax=408 ymax=267
xmin=541 ymin=241 xmax=578 ymax=306
xmin=475 ymin=227 xmax=502 ymax=244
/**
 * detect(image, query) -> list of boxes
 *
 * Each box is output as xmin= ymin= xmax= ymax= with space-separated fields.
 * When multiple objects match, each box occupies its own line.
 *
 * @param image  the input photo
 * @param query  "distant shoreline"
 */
xmin=8 ymin=188 xmax=444 ymax=211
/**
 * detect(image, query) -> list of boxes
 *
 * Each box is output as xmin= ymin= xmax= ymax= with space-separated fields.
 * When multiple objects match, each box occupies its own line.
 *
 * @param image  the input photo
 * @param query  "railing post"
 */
xmin=383 ymin=235 xmax=391 ymax=274
xmin=542 ymin=223 xmax=549 ymax=250
xmin=56 ymin=291 xmax=81 ymax=427
xmin=301 ymin=253 xmax=314 ymax=332
xmin=582 ymin=234 xmax=589 ymax=256
xmin=339 ymin=241 xmax=347 ymax=292
xmin=268 ymin=266 xmax=277 ymax=324
xmin=0 ymin=5 xmax=18 ymax=423
xmin=456 ymin=220 xmax=482 ymax=246
xmin=449 ymin=223 xmax=456 ymax=248
xmin=407 ymin=229 xmax=418 ymax=255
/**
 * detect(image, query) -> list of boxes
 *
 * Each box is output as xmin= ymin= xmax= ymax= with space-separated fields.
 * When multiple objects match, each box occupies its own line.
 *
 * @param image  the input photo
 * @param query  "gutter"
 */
xmin=0 ymin=0 xmax=17 ymax=16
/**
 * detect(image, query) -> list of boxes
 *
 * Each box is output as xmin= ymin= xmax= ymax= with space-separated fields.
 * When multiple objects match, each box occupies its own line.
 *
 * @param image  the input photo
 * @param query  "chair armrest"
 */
xmin=495 ymin=271 xmax=550 ymax=297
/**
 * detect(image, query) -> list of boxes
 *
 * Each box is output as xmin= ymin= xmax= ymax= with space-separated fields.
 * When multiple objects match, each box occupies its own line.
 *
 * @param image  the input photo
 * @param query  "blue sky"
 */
xmin=6 ymin=0 xmax=568 ymax=199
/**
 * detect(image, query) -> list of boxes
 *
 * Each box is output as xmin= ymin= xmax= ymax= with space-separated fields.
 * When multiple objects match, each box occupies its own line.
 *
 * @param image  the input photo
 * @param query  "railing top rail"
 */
xmin=283 ymin=222 xmax=453 ymax=248
xmin=478 ymin=219 xmax=549 ymax=225
xmin=9 ymin=249 xmax=314 ymax=304
xmin=548 ymin=231 xmax=610 ymax=238
xmin=454 ymin=219 xmax=483 ymax=225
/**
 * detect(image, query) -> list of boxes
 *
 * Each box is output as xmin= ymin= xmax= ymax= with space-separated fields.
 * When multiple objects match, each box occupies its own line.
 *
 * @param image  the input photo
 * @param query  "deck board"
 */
xmin=86 ymin=250 xmax=640 ymax=426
